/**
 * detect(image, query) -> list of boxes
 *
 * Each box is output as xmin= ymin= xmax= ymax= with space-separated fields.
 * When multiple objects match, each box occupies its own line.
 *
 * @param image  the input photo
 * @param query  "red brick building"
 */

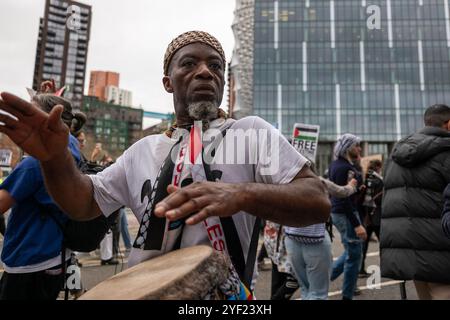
xmin=0 ymin=134 xmax=23 ymax=174
xmin=88 ymin=71 xmax=120 ymax=102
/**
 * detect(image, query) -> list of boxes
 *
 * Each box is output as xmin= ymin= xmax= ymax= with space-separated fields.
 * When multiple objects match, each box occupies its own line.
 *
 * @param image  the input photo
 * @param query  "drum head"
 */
xmin=79 ymin=245 xmax=230 ymax=300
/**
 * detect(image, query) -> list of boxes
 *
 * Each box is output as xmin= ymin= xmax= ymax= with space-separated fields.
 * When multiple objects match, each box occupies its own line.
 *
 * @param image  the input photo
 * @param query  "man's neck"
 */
xmin=175 ymin=116 xmax=220 ymax=128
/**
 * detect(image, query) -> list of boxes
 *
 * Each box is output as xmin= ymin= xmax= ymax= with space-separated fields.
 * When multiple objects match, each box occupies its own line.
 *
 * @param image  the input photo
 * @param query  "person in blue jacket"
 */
xmin=0 ymin=93 xmax=85 ymax=300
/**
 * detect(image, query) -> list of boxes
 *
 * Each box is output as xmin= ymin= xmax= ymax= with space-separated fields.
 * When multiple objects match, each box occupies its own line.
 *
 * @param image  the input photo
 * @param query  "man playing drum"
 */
xmin=0 ymin=31 xmax=330 ymax=299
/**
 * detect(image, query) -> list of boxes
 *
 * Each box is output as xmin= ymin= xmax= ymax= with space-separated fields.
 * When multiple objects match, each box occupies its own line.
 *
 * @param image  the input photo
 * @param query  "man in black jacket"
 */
xmin=381 ymin=104 xmax=450 ymax=300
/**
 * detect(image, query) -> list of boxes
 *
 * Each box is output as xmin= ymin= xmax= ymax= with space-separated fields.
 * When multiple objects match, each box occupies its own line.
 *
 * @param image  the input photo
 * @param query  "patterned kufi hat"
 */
xmin=163 ymin=31 xmax=226 ymax=75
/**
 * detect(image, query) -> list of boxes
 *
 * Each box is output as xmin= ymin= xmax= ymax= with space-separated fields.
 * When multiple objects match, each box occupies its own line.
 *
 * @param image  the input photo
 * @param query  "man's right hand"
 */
xmin=0 ymin=92 xmax=69 ymax=161
xmin=91 ymin=144 xmax=101 ymax=162
xmin=354 ymin=225 xmax=367 ymax=241
xmin=40 ymin=79 xmax=57 ymax=94
xmin=348 ymin=178 xmax=358 ymax=188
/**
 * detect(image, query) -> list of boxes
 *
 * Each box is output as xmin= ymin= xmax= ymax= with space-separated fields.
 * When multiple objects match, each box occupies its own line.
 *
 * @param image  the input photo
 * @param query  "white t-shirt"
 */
xmin=89 ymin=116 xmax=308 ymax=267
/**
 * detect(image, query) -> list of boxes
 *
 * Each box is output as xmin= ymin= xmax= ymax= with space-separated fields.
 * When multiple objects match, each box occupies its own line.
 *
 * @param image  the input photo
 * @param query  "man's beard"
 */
xmin=187 ymin=101 xmax=219 ymax=130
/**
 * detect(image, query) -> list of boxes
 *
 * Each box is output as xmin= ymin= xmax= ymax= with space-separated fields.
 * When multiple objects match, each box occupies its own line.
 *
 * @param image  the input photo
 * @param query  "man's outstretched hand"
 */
xmin=0 ymin=92 xmax=69 ymax=161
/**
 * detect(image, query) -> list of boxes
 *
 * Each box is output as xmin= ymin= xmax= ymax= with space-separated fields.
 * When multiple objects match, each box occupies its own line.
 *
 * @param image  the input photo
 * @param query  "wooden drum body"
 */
xmin=79 ymin=245 xmax=231 ymax=300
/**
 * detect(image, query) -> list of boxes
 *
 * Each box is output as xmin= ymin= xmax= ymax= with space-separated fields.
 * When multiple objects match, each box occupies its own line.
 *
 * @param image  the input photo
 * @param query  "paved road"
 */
xmin=253 ymin=233 xmax=418 ymax=300
xmin=75 ymin=229 xmax=417 ymax=300
xmin=1 ymin=210 xmax=418 ymax=300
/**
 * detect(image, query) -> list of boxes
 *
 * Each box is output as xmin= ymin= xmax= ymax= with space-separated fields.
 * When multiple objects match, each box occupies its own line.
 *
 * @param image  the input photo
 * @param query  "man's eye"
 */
xmin=209 ymin=63 xmax=222 ymax=71
xmin=182 ymin=61 xmax=195 ymax=67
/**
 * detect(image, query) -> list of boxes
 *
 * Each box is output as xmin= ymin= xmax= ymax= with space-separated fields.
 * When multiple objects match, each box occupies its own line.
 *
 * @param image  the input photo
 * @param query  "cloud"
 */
xmin=0 ymin=0 xmax=235 ymax=116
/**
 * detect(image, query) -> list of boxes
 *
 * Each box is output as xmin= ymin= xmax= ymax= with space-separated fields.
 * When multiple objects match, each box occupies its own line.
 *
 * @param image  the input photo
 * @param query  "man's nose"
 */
xmin=194 ymin=62 xmax=213 ymax=79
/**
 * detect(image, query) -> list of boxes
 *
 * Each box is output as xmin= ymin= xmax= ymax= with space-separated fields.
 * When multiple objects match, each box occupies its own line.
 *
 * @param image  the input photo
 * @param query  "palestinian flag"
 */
xmin=293 ymin=126 xmax=319 ymax=142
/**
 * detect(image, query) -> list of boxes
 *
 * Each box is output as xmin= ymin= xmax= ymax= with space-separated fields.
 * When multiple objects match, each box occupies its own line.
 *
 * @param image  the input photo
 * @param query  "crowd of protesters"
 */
xmin=256 ymin=104 xmax=450 ymax=300
xmin=1 ymin=30 xmax=450 ymax=301
xmin=2 ymin=85 xmax=450 ymax=301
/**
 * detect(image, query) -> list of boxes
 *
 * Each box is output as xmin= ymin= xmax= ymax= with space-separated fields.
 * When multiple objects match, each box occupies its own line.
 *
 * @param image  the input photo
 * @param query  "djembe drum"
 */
xmin=79 ymin=245 xmax=232 ymax=300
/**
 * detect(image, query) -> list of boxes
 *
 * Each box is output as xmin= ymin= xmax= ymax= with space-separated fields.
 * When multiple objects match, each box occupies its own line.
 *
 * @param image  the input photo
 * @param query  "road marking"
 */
xmin=327 ymin=280 xmax=403 ymax=297
xmin=333 ymin=251 xmax=379 ymax=261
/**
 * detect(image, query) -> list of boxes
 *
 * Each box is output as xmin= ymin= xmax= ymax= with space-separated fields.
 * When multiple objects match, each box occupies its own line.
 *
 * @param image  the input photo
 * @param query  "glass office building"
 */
xmin=230 ymin=0 xmax=450 ymax=172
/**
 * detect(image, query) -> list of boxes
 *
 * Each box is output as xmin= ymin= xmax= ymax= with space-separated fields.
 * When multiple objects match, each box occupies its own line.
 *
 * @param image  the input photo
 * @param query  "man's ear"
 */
xmin=162 ymin=76 xmax=173 ymax=93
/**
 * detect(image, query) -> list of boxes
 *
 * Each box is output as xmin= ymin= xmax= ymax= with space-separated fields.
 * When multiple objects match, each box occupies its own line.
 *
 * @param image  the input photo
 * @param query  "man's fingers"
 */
xmin=48 ymin=105 xmax=65 ymax=132
xmin=0 ymin=100 xmax=23 ymax=121
xmin=167 ymin=184 xmax=178 ymax=194
xmin=1 ymin=92 xmax=34 ymax=116
xmin=154 ymin=185 xmax=204 ymax=217
xmin=0 ymin=124 xmax=16 ymax=138
xmin=186 ymin=205 xmax=217 ymax=225
xmin=154 ymin=184 xmax=178 ymax=211
xmin=165 ymin=196 xmax=211 ymax=221
xmin=0 ymin=113 xmax=18 ymax=129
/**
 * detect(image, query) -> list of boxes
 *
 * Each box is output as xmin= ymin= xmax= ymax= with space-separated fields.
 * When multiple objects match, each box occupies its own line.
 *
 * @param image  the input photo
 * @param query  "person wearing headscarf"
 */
xmin=328 ymin=133 xmax=367 ymax=300
xmin=333 ymin=133 xmax=361 ymax=160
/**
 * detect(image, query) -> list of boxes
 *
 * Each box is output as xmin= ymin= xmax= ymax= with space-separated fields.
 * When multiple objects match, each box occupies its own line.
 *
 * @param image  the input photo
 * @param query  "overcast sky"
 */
xmin=0 ymin=0 xmax=236 ymax=128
